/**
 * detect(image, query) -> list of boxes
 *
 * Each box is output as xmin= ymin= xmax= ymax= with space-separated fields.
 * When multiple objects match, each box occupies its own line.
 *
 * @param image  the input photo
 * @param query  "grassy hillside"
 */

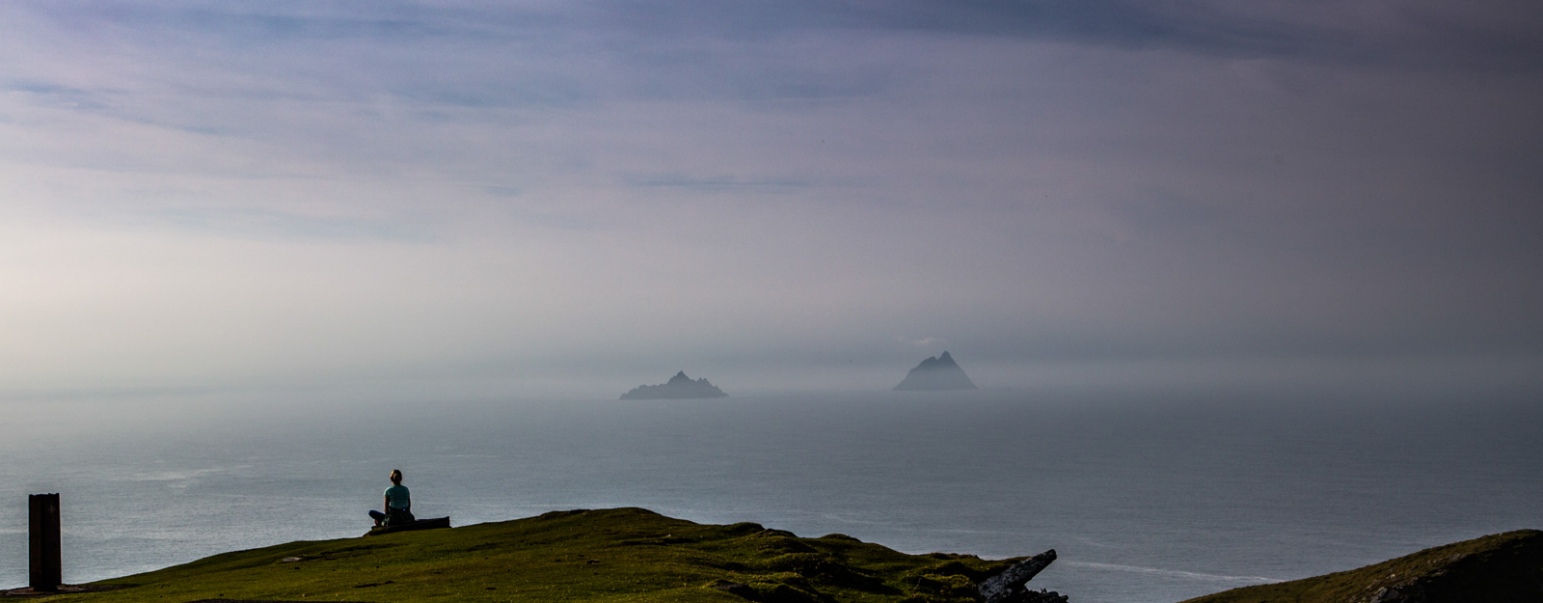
xmin=1181 ymin=529 xmax=1543 ymax=603
xmin=42 ymin=508 xmax=1026 ymax=603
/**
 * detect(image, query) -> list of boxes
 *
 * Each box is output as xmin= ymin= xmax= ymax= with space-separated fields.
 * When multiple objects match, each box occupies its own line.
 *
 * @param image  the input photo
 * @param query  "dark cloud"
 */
xmin=591 ymin=0 xmax=1543 ymax=70
xmin=25 ymin=1 xmax=1543 ymax=73
xmin=32 ymin=1 xmax=444 ymax=42
xmin=2 ymin=79 xmax=115 ymax=111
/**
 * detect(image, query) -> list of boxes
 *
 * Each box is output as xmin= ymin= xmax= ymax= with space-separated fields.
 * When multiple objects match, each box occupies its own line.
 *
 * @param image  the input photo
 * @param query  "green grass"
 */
xmin=1180 ymin=529 xmax=1543 ymax=603
xmin=42 ymin=509 xmax=1534 ymax=603
xmin=45 ymin=508 xmax=1024 ymax=603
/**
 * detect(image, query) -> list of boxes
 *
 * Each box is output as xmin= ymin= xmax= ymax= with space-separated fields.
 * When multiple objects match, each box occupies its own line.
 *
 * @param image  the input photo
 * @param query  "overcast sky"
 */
xmin=3 ymin=1 xmax=1541 ymax=398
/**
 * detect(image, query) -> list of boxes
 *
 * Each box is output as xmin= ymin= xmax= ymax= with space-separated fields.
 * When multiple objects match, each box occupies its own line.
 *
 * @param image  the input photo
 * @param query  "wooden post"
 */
xmin=29 ymin=493 xmax=61 ymax=592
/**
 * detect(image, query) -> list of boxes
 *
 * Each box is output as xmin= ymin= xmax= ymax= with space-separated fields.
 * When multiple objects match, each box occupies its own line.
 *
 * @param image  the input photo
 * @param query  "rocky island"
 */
xmin=621 ymin=371 xmax=729 ymax=399
xmin=894 ymin=351 xmax=979 ymax=391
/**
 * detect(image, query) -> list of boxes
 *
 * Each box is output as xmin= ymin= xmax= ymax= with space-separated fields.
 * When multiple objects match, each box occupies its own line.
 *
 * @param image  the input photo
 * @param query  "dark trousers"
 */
xmin=370 ymin=508 xmax=414 ymax=526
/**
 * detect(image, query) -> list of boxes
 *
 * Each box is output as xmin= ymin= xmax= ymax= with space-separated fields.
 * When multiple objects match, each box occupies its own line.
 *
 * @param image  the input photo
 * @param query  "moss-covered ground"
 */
xmin=39 ymin=508 xmax=1024 ymax=603
xmin=1180 ymin=529 xmax=1543 ymax=603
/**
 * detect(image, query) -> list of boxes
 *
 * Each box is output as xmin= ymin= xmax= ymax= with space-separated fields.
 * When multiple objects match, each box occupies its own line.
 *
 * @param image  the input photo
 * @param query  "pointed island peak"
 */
xmin=621 ymin=371 xmax=729 ymax=400
xmin=931 ymin=351 xmax=960 ymax=366
xmin=894 ymin=351 xmax=978 ymax=391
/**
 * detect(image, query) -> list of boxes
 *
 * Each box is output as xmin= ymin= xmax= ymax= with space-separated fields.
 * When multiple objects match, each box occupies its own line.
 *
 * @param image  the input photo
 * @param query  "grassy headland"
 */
xmin=22 ymin=509 xmax=1536 ymax=603
xmin=41 ymin=508 xmax=1026 ymax=603
xmin=1181 ymin=529 xmax=1543 ymax=603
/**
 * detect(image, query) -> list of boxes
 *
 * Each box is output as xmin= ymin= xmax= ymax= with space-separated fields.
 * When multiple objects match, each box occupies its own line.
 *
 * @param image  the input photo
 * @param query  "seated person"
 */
xmin=368 ymin=469 xmax=415 ymax=527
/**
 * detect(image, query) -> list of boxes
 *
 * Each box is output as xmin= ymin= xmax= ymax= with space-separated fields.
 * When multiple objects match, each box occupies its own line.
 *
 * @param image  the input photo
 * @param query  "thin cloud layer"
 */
xmin=2 ymin=1 xmax=1540 ymax=397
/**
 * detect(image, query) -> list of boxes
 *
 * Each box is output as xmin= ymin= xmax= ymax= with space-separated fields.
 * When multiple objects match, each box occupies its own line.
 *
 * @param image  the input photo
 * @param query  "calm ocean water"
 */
xmin=2 ymin=387 xmax=1540 ymax=602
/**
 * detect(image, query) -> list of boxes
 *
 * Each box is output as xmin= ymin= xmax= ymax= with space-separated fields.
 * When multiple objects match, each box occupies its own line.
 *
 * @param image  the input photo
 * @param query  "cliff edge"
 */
xmin=47 ymin=507 xmax=1059 ymax=603
xmin=1182 ymin=529 xmax=1543 ymax=603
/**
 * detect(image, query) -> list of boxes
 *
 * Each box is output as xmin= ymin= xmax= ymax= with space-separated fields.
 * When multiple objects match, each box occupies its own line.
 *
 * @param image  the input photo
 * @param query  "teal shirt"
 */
xmin=384 ymin=485 xmax=410 ymax=510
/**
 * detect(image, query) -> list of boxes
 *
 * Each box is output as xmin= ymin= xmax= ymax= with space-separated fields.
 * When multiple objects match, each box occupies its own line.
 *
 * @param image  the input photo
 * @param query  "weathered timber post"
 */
xmin=29 ymin=493 xmax=62 ymax=592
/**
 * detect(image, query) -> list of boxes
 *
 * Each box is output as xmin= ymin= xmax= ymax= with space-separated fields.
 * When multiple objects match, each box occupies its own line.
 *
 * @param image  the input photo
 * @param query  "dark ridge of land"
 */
xmin=1181 ymin=529 xmax=1543 ymax=603
xmin=40 ymin=507 xmax=1034 ymax=603
xmin=14 ymin=508 xmax=1536 ymax=603
xmin=894 ymin=351 xmax=978 ymax=391
xmin=621 ymin=371 xmax=729 ymax=399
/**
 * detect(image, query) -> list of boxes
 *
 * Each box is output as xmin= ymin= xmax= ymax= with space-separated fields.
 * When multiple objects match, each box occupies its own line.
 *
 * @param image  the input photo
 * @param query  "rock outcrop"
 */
xmin=621 ymin=371 xmax=729 ymax=400
xmin=979 ymin=549 xmax=1068 ymax=603
xmin=894 ymin=351 xmax=978 ymax=391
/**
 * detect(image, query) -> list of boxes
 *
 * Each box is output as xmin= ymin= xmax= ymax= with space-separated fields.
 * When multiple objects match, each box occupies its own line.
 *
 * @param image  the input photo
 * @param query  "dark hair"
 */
xmin=390 ymin=469 xmax=403 ymax=485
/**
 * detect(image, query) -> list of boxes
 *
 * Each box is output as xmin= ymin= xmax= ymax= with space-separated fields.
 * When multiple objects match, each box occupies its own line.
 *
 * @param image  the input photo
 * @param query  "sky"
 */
xmin=2 ymin=1 xmax=1541 ymax=399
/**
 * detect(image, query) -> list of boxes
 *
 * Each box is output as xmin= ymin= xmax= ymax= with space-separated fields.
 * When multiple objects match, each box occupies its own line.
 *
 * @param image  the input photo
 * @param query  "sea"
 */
xmin=2 ymin=386 xmax=1539 ymax=603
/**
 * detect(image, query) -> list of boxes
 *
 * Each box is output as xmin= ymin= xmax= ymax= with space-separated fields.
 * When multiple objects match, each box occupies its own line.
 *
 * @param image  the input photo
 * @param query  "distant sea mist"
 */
xmin=3 ymin=387 xmax=1539 ymax=603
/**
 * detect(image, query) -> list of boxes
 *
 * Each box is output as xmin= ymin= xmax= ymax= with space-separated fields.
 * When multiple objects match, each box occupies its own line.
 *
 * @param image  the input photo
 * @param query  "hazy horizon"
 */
xmin=3 ymin=2 xmax=1541 ymax=402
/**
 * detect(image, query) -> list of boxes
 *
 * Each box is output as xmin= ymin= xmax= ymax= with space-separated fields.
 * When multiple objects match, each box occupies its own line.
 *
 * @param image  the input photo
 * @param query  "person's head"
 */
xmin=389 ymin=469 xmax=403 ymax=485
